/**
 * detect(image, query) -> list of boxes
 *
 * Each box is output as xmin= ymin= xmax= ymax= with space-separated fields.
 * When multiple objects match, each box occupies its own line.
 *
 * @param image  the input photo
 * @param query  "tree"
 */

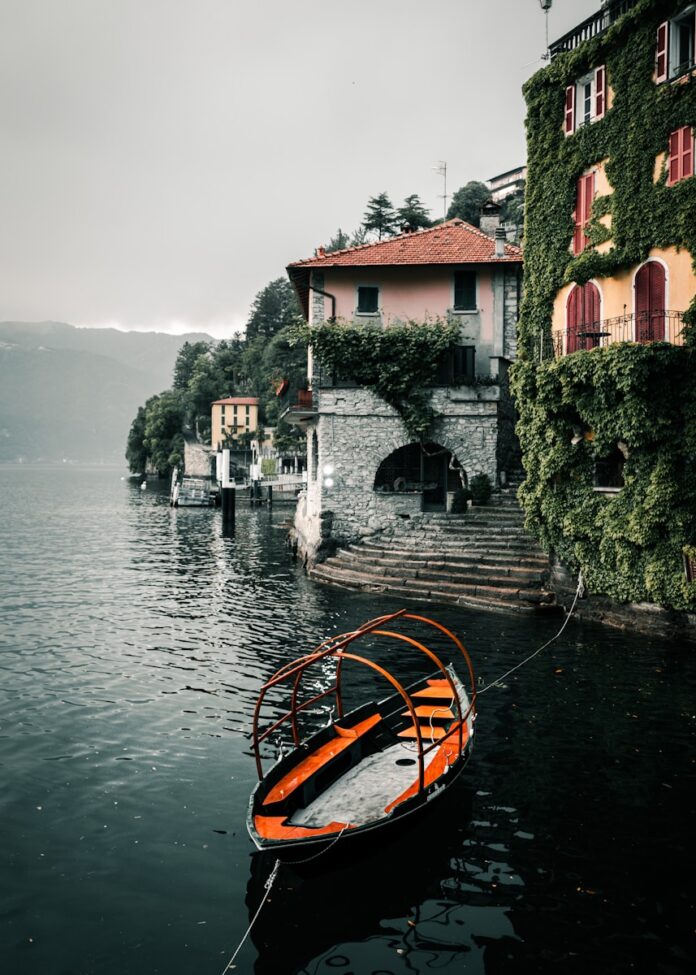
xmin=500 ymin=182 xmax=526 ymax=238
xmin=245 ymin=278 xmax=301 ymax=343
xmin=173 ymin=340 xmax=211 ymax=389
xmin=362 ymin=192 xmax=397 ymax=240
xmin=125 ymin=405 xmax=148 ymax=473
xmin=396 ymin=194 xmax=431 ymax=231
xmin=326 ymin=228 xmax=351 ymax=253
xmin=446 ymin=181 xmax=492 ymax=226
xmin=142 ymin=390 xmax=186 ymax=476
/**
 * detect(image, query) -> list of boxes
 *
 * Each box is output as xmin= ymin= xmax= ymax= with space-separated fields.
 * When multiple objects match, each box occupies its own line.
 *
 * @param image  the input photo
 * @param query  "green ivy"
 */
xmin=291 ymin=318 xmax=460 ymax=441
xmin=513 ymin=0 xmax=696 ymax=611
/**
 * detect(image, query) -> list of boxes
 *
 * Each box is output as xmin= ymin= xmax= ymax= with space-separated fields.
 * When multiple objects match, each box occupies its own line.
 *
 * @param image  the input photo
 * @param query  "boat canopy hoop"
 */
xmin=250 ymin=611 xmax=477 ymax=782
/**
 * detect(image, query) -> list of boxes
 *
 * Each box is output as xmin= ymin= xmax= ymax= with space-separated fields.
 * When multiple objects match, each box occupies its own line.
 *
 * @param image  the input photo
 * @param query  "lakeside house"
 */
xmin=284 ymin=217 xmax=523 ymax=563
xmin=211 ymin=397 xmax=259 ymax=452
xmin=516 ymin=0 xmax=696 ymax=619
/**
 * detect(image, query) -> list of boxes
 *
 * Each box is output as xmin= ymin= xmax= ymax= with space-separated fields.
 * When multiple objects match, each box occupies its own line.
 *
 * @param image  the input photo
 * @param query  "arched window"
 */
xmin=566 ymin=282 xmax=601 ymax=353
xmin=635 ymin=261 xmax=666 ymax=343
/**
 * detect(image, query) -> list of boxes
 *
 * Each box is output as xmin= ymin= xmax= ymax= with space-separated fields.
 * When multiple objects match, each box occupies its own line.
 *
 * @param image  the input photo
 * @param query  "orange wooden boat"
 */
xmin=247 ymin=610 xmax=477 ymax=858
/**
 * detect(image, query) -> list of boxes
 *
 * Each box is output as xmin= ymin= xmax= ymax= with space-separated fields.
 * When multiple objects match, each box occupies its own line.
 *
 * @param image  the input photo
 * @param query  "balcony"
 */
xmin=549 ymin=0 xmax=639 ymax=58
xmin=281 ymin=388 xmax=316 ymax=426
xmin=545 ymin=310 xmax=686 ymax=358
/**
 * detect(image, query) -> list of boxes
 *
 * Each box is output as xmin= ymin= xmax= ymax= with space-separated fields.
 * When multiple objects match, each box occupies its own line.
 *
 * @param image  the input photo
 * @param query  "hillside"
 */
xmin=0 ymin=322 xmax=212 ymax=464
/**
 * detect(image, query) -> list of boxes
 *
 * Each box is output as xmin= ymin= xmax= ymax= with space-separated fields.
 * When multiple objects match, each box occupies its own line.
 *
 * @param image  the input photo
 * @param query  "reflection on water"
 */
xmin=0 ymin=467 xmax=694 ymax=975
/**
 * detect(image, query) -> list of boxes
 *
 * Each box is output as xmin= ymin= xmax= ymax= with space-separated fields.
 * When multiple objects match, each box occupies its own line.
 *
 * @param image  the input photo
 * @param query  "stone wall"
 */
xmin=503 ymin=267 xmax=520 ymax=362
xmin=296 ymin=385 xmax=502 ymax=552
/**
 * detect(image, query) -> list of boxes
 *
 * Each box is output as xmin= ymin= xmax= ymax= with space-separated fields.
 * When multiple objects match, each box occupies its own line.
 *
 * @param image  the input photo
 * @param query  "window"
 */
xmin=453 ymin=270 xmax=476 ymax=311
xmin=433 ymin=345 xmax=475 ymax=385
xmin=594 ymin=448 xmax=625 ymax=491
xmin=634 ymin=261 xmax=666 ymax=343
xmin=668 ymin=126 xmax=694 ymax=184
xmin=656 ymin=9 xmax=696 ymax=82
xmin=566 ymin=282 xmax=601 ymax=353
xmin=564 ymin=65 xmax=606 ymax=135
xmin=357 ymin=286 xmax=379 ymax=314
xmin=572 ymin=172 xmax=595 ymax=255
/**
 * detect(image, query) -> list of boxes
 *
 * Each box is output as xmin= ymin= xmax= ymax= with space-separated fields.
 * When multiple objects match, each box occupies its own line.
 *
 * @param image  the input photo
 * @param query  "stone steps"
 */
xmin=309 ymin=562 xmax=554 ymax=614
xmin=351 ymin=543 xmax=548 ymax=571
xmin=306 ymin=475 xmax=553 ymax=615
xmin=340 ymin=547 xmax=546 ymax=577
xmin=330 ymin=551 xmax=542 ymax=587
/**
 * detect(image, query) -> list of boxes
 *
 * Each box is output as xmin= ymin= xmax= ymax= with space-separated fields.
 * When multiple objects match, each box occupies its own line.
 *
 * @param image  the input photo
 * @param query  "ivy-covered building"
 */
xmin=515 ymin=0 xmax=696 ymax=616
xmin=284 ymin=219 xmax=523 ymax=562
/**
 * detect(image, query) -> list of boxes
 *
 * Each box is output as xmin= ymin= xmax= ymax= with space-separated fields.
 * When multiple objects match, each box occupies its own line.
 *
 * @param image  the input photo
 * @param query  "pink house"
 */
xmin=285 ymin=218 xmax=523 ymax=563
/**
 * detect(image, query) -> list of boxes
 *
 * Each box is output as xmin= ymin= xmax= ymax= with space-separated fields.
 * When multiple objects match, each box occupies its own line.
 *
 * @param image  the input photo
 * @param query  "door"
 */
xmin=635 ymin=261 xmax=666 ymax=343
xmin=567 ymin=282 xmax=601 ymax=353
xmin=421 ymin=448 xmax=447 ymax=511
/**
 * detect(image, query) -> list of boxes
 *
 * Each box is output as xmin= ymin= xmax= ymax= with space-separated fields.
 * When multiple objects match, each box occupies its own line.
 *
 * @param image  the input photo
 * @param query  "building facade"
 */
xmin=285 ymin=218 xmax=523 ymax=562
xmin=210 ymin=397 xmax=259 ymax=452
xmin=516 ymin=0 xmax=696 ymax=614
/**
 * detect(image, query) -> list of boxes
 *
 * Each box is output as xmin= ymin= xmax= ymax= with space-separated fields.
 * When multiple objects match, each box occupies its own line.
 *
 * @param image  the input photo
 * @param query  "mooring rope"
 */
xmin=477 ymin=572 xmax=584 ymax=696
xmin=219 ymin=825 xmax=349 ymax=972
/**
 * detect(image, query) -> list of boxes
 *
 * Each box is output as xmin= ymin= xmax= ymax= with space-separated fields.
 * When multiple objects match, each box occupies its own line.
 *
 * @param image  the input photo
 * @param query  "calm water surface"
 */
xmin=0 ymin=467 xmax=694 ymax=975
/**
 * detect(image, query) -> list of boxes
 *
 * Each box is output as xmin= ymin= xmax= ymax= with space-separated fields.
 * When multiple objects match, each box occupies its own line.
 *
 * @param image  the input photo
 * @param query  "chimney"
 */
xmin=315 ymin=245 xmax=326 ymax=258
xmin=479 ymin=199 xmax=501 ymax=237
xmin=494 ymin=227 xmax=506 ymax=258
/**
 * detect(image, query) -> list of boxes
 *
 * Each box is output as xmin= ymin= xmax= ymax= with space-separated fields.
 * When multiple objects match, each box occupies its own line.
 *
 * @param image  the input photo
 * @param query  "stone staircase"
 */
xmin=309 ymin=478 xmax=555 ymax=614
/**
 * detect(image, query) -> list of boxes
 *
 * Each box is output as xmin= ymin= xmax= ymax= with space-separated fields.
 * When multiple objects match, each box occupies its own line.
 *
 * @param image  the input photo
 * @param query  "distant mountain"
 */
xmin=0 ymin=321 xmax=213 ymax=464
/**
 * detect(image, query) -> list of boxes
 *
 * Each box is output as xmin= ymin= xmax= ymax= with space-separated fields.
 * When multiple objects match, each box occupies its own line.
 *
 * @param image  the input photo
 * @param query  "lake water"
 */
xmin=0 ymin=466 xmax=694 ymax=975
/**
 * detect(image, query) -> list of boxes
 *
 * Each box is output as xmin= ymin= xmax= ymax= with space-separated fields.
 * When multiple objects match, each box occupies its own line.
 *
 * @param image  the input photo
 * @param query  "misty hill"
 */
xmin=0 ymin=322 xmax=212 ymax=464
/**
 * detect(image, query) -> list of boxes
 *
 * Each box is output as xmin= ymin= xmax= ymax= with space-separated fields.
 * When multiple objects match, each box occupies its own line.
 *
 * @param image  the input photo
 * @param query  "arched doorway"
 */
xmin=566 ymin=282 xmax=601 ymax=352
xmin=635 ymin=261 xmax=666 ymax=343
xmin=373 ymin=442 xmax=464 ymax=512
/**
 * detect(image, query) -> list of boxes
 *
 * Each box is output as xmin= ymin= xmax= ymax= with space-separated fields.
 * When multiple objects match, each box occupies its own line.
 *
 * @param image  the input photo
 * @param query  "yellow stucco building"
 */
xmin=211 ymin=397 xmax=259 ymax=451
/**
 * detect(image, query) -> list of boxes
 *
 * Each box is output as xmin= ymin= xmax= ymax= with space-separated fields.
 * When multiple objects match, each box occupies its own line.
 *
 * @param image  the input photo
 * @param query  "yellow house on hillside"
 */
xmin=211 ymin=397 xmax=259 ymax=451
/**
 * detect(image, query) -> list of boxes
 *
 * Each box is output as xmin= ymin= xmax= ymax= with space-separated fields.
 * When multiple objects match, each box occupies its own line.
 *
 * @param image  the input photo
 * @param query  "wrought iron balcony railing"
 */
xmin=544 ymin=310 xmax=686 ymax=359
xmin=549 ymin=0 xmax=639 ymax=58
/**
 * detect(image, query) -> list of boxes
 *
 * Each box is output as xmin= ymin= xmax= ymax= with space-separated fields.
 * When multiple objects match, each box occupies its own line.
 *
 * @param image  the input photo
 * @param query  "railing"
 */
xmin=549 ymin=0 xmax=639 ymax=58
xmin=545 ymin=310 xmax=685 ymax=359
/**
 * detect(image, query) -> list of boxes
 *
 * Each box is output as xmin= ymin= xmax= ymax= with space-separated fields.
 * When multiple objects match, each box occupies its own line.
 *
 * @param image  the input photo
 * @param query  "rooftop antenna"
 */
xmin=435 ymin=161 xmax=448 ymax=219
xmin=539 ymin=0 xmax=553 ymax=60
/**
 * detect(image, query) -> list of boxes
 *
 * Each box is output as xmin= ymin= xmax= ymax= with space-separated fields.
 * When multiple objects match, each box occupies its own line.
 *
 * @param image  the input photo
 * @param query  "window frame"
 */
xmin=564 ymin=64 xmax=606 ymax=135
xmin=356 ymin=284 xmax=380 ymax=316
xmin=452 ymin=269 xmax=477 ymax=312
xmin=656 ymin=8 xmax=696 ymax=83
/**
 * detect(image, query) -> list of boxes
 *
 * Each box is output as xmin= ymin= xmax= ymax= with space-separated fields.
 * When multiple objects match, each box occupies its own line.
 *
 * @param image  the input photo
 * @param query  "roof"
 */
xmin=212 ymin=397 xmax=259 ymax=406
xmin=287 ymin=218 xmax=522 ymax=318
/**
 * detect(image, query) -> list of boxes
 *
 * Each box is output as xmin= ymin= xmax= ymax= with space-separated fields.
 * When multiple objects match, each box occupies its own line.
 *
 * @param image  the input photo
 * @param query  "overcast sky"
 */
xmin=1 ymin=0 xmax=599 ymax=338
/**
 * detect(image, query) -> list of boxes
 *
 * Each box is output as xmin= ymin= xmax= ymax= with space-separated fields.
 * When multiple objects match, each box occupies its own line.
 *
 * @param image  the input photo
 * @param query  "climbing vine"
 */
xmin=291 ymin=318 xmax=460 ymax=441
xmin=513 ymin=0 xmax=696 ymax=611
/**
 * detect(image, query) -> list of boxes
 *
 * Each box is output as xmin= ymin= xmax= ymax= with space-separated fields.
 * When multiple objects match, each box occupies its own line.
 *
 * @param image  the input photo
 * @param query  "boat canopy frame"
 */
xmin=251 ymin=610 xmax=477 ymax=796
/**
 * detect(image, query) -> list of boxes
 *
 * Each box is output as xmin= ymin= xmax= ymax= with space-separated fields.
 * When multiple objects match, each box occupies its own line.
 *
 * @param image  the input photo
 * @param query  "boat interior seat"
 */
xmin=260 ymin=712 xmax=382 ymax=811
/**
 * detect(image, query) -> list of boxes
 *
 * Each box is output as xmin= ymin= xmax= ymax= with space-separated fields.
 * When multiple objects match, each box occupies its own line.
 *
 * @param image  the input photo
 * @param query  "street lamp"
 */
xmin=539 ymin=0 xmax=553 ymax=59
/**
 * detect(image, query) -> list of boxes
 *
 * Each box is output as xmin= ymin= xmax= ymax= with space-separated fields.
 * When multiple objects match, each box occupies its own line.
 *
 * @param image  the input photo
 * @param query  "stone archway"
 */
xmin=373 ymin=441 xmax=466 ymax=512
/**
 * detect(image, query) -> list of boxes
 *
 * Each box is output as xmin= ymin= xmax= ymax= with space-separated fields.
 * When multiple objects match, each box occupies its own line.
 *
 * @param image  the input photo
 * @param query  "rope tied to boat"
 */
xmin=218 ymin=825 xmax=349 ymax=973
xmin=477 ymin=571 xmax=584 ymax=695
xmin=219 ymin=858 xmax=280 ymax=973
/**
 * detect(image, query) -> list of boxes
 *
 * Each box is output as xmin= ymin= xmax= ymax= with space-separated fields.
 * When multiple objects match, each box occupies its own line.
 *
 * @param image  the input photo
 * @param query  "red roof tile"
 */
xmin=287 ymin=219 xmax=522 ymax=269
xmin=212 ymin=397 xmax=259 ymax=406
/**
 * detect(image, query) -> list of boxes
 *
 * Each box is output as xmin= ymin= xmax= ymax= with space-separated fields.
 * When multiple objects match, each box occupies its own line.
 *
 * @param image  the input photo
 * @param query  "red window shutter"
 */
xmin=656 ymin=21 xmax=668 ymax=82
xmin=595 ymin=65 xmax=606 ymax=120
xmin=573 ymin=180 xmax=583 ymax=255
xmin=564 ymin=85 xmax=575 ymax=135
xmin=681 ymin=126 xmax=693 ymax=179
xmin=668 ymin=130 xmax=681 ymax=184
xmin=585 ymin=282 xmax=600 ymax=329
xmin=567 ymin=286 xmax=581 ymax=353
xmin=635 ymin=264 xmax=651 ymax=342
